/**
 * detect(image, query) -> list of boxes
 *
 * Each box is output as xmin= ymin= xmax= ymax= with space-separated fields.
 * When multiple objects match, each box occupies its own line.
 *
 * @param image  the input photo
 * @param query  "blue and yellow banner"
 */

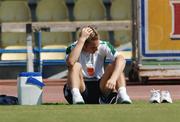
xmin=140 ymin=0 xmax=180 ymax=59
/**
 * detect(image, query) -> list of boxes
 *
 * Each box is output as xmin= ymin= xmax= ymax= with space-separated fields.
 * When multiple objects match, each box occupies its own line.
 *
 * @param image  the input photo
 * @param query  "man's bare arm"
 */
xmin=66 ymin=27 xmax=93 ymax=67
xmin=110 ymin=54 xmax=126 ymax=82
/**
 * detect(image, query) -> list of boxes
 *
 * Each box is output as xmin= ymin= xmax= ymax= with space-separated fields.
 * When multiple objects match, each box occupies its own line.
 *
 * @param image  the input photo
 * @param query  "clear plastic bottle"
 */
xmin=86 ymin=54 xmax=95 ymax=76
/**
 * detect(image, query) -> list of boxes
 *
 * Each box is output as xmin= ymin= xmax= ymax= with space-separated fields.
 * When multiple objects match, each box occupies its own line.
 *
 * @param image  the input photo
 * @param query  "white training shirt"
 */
xmin=66 ymin=40 xmax=119 ymax=79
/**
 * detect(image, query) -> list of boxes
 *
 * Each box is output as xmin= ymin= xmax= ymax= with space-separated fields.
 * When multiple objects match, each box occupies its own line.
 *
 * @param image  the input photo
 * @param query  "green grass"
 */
xmin=142 ymin=60 xmax=180 ymax=65
xmin=1 ymin=101 xmax=180 ymax=122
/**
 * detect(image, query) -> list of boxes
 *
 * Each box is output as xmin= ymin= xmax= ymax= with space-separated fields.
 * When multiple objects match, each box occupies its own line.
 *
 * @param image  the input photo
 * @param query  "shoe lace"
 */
xmin=150 ymin=89 xmax=160 ymax=97
xmin=161 ymin=91 xmax=170 ymax=98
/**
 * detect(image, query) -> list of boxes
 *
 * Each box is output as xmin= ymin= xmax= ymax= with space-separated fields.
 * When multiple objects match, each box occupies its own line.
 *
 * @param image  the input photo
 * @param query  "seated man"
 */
xmin=63 ymin=26 xmax=132 ymax=104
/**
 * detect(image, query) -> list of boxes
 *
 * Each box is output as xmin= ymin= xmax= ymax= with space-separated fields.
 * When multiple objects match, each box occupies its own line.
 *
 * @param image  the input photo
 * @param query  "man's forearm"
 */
xmin=110 ymin=55 xmax=126 ymax=81
xmin=67 ymin=38 xmax=86 ymax=66
xmin=66 ymin=27 xmax=93 ymax=67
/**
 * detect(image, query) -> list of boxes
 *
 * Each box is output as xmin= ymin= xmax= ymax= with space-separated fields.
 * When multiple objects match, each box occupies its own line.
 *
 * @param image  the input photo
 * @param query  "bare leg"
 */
xmin=99 ymin=61 xmax=131 ymax=104
xmin=115 ymin=73 xmax=126 ymax=90
xmin=67 ymin=62 xmax=85 ymax=93
xmin=67 ymin=62 xmax=85 ymax=104
xmin=100 ymin=61 xmax=126 ymax=94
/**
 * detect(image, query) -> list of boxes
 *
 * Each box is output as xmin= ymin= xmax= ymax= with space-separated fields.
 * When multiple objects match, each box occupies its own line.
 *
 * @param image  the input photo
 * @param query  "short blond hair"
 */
xmin=79 ymin=25 xmax=99 ymax=43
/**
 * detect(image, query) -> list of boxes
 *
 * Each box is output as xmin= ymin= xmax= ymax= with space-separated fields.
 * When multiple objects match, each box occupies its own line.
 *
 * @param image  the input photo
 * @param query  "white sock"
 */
xmin=71 ymin=88 xmax=81 ymax=96
xmin=118 ymin=86 xmax=127 ymax=97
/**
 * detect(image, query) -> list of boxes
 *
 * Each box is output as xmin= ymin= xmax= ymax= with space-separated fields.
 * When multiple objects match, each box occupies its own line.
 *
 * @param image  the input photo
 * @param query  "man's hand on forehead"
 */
xmin=83 ymin=27 xmax=93 ymax=34
xmin=80 ymin=27 xmax=94 ymax=40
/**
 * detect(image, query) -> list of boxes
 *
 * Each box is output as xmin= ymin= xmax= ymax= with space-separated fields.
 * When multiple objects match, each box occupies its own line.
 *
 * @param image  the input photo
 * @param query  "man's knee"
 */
xmin=68 ymin=62 xmax=82 ymax=72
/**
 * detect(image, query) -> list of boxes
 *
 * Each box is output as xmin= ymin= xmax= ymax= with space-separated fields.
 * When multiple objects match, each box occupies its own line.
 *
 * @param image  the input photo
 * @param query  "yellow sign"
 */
xmin=141 ymin=0 xmax=180 ymax=58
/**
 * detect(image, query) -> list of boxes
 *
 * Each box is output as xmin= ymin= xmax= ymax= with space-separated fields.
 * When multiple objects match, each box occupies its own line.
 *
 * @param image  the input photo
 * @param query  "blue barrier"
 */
xmin=0 ymin=31 xmax=132 ymax=71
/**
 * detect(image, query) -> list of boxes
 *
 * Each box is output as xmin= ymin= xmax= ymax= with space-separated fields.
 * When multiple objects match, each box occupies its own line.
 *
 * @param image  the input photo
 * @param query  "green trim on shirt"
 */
xmin=66 ymin=43 xmax=76 ymax=54
xmin=100 ymin=41 xmax=116 ymax=55
xmin=66 ymin=46 xmax=71 ymax=54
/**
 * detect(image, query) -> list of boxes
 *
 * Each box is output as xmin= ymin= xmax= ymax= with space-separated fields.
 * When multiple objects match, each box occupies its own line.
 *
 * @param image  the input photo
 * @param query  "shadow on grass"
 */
xmin=42 ymin=103 xmax=68 ymax=105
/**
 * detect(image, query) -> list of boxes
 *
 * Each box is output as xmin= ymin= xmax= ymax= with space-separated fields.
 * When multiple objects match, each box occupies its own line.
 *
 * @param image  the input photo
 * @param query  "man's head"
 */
xmin=80 ymin=26 xmax=100 ymax=53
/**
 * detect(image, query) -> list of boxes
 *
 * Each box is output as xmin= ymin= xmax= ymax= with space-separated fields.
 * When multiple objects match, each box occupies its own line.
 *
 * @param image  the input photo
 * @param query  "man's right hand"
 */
xmin=79 ymin=27 xmax=94 ymax=42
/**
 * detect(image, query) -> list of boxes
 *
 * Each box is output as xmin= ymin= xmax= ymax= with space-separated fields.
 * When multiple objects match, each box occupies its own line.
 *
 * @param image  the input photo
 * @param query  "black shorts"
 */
xmin=63 ymin=79 xmax=117 ymax=104
xmin=63 ymin=80 xmax=101 ymax=104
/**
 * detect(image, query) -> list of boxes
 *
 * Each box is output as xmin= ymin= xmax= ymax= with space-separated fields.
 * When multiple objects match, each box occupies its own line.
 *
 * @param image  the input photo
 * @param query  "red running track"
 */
xmin=0 ymin=79 xmax=180 ymax=103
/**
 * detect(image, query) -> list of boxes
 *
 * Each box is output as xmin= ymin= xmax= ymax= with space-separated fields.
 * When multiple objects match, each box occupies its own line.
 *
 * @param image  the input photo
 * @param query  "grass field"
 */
xmin=1 ymin=101 xmax=180 ymax=122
